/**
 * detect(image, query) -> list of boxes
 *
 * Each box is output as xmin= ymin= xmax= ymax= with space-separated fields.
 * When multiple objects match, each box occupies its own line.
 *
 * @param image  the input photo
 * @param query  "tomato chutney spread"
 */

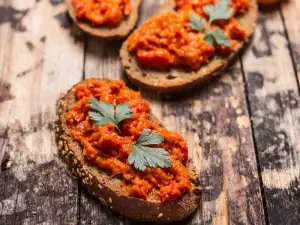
xmin=66 ymin=79 xmax=192 ymax=201
xmin=72 ymin=0 xmax=131 ymax=27
xmin=175 ymin=0 xmax=249 ymax=15
xmin=127 ymin=0 xmax=248 ymax=70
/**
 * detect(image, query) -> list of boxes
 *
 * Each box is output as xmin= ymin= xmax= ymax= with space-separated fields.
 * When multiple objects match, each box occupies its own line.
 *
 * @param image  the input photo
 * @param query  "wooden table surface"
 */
xmin=1 ymin=0 xmax=300 ymax=224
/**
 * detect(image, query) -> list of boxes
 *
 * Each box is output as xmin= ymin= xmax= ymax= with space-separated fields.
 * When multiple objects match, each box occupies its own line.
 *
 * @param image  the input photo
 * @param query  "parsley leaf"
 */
xmin=188 ymin=8 xmax=231 ymax=47
xmin=88 ymin=97 xmax=133 ymax=132
xmin=136 ymin=128 xmax=164 ymax=145
xmin=189 ymin=12 xmax=206 ymax=32
xmin=128 ymin=129 xmax=172 ymax=172
xmin=205 ymin=29 xmax=231 ymax=47
xmin=204 ymin=0 xmax=233 ymax=23
xmin=116 ymin=104 xmax=133 ymax=124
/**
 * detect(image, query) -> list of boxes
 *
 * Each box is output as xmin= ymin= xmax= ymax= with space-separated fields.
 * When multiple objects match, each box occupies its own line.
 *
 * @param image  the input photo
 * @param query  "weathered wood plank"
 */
xmin=241 ymin=5 xmax=300 ymax=225
xmin=0 ymin=0 xmax=84 ymax=224
xmin=281 ymin=0 xmax=300 ymax=79
xmin=0 ymin=0 xmax=267 ymax=224
xmin=157 ymin=62 xmax=265 ymax=225
xmin=81 ymin=1 xmax=265 ymax=225
xmin=0 ymin=2 xmax=17 ymax=224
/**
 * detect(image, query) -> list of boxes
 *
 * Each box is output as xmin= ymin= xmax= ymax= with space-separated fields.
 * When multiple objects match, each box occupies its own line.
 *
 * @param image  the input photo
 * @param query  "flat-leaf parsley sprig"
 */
xmin=128 ymin=129 xmax=172 ymax=172
xmin=89 ymin=96 xmax=133 ymax=132
xmin=203 ymin=0 xmax=233 ymax=23
xmin=189 ymin=12 xmax=206 ymax=32
xmin=205 ymin=29 xmax=231 ymax=47
xmin=188 ymin=0 xmax=232 ymax=47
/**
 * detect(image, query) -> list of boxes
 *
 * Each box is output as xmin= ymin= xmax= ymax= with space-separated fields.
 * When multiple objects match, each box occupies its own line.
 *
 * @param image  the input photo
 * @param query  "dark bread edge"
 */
xmin=120 ymin=0 xmax=258 ymax=92
xmin=55 ymin=79 xmax=202 ymax=223
xmin=65 ymin=0 xmax=141 ymax=39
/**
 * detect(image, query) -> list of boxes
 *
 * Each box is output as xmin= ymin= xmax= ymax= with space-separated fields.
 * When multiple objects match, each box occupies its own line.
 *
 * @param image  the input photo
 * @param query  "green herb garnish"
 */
xmin=204 ymin=0 xmax=233 ymax=23
xmin=189 ymin=12 xmax=207 ymax=32
xmin=205 ymin=29 xmax=231 ymax=47
xmin=89 ymin=96 xmax=133 ymax=132
xmin=188 ymin=5 xmax=231 ymax=47
xmin=128 ymin=129 xmax=172 ymax=172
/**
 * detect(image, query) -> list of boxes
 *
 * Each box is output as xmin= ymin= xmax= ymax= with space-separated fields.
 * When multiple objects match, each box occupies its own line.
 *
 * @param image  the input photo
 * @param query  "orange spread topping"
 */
xmin=128 ymin=0 xmax=248 ymax=70
xmin=72 ymin=0 xmax=131 ymax=27
xmin=175 ymin=0 xmax=249 ymax=15
xmin=66 ymin=79 xmax=192 ymax=201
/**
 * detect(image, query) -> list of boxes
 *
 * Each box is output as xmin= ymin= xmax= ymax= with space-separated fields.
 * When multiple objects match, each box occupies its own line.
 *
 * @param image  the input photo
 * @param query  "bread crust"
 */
xmin=65 ymin=0 xmax=141 ymax=39
xmin=120 ymin=0 xmax=258 ymax=92
xmin=55 ymin=79 xmax=202 ymax=223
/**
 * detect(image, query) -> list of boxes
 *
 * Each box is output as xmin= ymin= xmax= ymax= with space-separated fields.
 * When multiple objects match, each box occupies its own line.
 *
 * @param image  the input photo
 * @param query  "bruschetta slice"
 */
xmin=121 ymin=0 xmax=258 ymax=92
xmin=55 ymin=79 xmax=201 ymax=222
xmin=66 ymin=0 xmax=141 ymax=39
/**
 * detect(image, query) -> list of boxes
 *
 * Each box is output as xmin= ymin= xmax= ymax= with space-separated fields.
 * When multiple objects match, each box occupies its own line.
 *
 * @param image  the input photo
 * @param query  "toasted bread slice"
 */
xmin=55 ymin=79 xmax=202 ymax=223
xmin=120 ymin=0 xmax=258 ymax=92
xmin=65 ymin=0 xmax=141 ymax=39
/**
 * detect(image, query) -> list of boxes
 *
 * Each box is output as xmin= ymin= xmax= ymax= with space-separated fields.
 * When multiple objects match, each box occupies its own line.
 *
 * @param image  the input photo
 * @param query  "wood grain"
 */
xmin=2 ymin=0 xmax=300 ymax=224
xmin=281 ymin=0 xmax=300 ymax=79
xmin=241 ymin=3 xmax=300 ymax=224
xmin=0 ymin=0 xmax=84 ymax=224
xmin=157 ymin=63 xmax=265 ymax=225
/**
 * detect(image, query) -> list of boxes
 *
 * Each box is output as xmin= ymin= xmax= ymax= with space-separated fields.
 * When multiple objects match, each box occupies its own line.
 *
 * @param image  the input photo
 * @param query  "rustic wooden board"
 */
xmin=241 ymin=2 xmax=300 ymax=224
xmin=2 ymin=0 xmax=300 ymax=224
xmin=0 ymin=0 xmax=83 ymax=224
